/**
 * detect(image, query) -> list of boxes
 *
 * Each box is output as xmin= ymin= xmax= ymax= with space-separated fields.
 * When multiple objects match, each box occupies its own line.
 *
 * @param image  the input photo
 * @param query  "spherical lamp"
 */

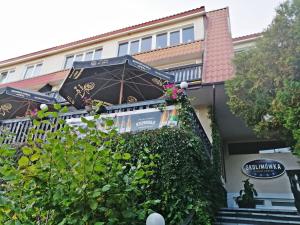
xmin=146 ymin=213 xmax=165 ymax=225
xmin=180 ymin=81 xmax=188 ymax=89
xmin=40 ymin=104 xmax=48 ymax=111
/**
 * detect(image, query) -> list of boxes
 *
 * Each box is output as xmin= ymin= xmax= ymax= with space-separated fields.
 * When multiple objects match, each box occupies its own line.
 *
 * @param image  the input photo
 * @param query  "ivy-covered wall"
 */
xmin=122 ymin=126 xmax=226 ymax=224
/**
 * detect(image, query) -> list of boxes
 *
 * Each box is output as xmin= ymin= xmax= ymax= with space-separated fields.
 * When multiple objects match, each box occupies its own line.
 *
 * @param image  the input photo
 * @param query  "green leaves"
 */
xmin=18 ymin=156 xmax=29 ymax=167
xmin=226 ymin=0 xmax=300 ymax=150
xmin=101 ymin=184 xmax=111 ymax=192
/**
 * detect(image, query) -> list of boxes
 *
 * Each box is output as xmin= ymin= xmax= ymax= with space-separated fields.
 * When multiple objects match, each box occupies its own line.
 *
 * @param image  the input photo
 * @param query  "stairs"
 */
xmin=215 ymin=208 xmax=300 ymax=225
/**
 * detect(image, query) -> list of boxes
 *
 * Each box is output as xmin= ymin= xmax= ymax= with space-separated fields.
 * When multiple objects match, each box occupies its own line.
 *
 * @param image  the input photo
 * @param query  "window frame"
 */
xmin=0 ymin=69 xmax=15 ymax=84
xmin=116 ymin=24 xmax=195 ymax=56
xmin=64 ymin=48 xmax=103 ymax=69
xmin=23 ymin=63 xmax=43 ymax=79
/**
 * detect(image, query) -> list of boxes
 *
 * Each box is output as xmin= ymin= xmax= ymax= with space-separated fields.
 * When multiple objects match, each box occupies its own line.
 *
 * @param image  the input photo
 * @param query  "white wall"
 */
xmin=224 ymin=150 xmax=300 ymax=208
xmin=0 ymin=16 xmax=204 ymax=85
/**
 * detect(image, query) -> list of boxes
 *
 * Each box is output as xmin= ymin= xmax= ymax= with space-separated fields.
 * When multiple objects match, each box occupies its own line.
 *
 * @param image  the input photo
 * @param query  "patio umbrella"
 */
xmin=0 ymin=87 xmax=56 ymax=120
xmin=59 ymin=55 xmax=174 ymax=109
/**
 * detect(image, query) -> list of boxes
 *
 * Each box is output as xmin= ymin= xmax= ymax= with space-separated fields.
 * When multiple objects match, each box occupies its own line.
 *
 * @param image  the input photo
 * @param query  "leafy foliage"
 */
xmin=226 ymin=0 xmax=300 ymax=152
xmin=0 ymin=100 xmax=225 ymax=224
xmin=121 ymin=127 xmax=225 ymax=225
xmin=0 ymin=107 xmax=159 ymax=225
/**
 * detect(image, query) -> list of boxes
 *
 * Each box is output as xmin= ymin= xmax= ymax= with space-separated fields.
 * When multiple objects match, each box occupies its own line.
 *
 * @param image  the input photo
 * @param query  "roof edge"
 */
xmin=232 ymin=32 xmax=263 ymax=43
xmin=0 ymin=6 xmax=205 ymax=67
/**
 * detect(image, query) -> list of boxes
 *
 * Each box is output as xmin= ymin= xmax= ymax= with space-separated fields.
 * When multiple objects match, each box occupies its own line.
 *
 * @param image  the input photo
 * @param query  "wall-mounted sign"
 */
xmin=242 ymin=159 xmax=285 ymax=179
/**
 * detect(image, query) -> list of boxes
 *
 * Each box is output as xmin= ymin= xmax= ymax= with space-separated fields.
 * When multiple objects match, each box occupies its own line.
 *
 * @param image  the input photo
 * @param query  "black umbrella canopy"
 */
xmin=59 ymin=55 xmax=174 ymax=109
xmin=0 ymin=87 xmax=56 ymax=120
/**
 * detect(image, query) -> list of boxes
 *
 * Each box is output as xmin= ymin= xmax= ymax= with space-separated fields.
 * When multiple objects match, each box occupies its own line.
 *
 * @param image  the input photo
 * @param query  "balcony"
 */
xmin=164 ymin=63 xmax=202 ymax=83
xmin=0 ymin=99 xmax=211 ymax=157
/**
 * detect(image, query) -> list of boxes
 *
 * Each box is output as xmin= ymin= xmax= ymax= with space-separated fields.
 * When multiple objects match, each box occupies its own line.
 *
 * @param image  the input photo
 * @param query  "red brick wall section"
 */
xmin=202 ymin=8 xmax=234 ymax=83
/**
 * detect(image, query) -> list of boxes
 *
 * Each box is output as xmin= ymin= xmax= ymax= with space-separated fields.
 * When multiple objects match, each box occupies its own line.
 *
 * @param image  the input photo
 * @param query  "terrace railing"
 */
xmin=0 ymin=99 xmax=211 ymax=157
xmin=164 ymin=63 xmax=202 ymax=83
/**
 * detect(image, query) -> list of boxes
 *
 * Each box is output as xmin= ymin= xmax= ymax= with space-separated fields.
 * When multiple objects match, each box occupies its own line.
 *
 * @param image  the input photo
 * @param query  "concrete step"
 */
xmin=218 ymin=207 xmax=299 ymax=215
xmin=215 ymin=215 xmax=300 ymax=225
xmin=215 ymin=208 xmax=300 ymax=225
xmin=217 ymin=211 xmax=300 ymax=222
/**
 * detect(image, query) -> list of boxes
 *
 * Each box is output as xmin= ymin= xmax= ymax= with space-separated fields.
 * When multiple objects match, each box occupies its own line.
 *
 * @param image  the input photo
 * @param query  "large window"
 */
xmin=0 ymin=69 xmax=15 ymax=83
xmin=130 ymin=40 xmax=140 ymax=55
xmin=141 ymin=36 xmax=152 ymax=52
xmin=182 ymin=26 xmax=194 ymax=43
xmin=64 ymin=48 xmax=103 ymax=69
xmin=24 ymin=63 xmax=43 ymax=79
xmin=118 ymin=42 xmax=129 ymax=56
xmin=116 ymin=25 xmax=195 ymax=56
xmin=156 ymin=33 xmax=167 ymax=49
xmin=170 ymin=31 xmax=180 ymax=46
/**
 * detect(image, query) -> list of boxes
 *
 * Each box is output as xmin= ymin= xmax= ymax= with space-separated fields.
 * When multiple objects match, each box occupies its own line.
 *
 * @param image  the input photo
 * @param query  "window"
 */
xmin=118 ymin=42 xmax=129 ymax=56
xmin=64 ymin=56 xmax=74 ymax=69
xmin=170 ymin=31 xmax=180 ymax=46
xmin=0 ymin=71 xmax=8 ymax=83
xmin=94 ymin=49 xmax=102 ymax=60
xmin=64 ymin=48 xmax=102 ymax=69
xmin=85 ymin=51 xmax=93 ymax=61
xmin=74 ymin=54 xmax=83 ymax=62
xmin=141 ymin=36 xmax=152 ymax=52
xmin=156 ymin=33 xmax=167 ymax=49
xmin=116 ymin=25 xmax=195 ymax=56
xmin=182 ymin=26 xmax=194 ymax=43
xmin=24 ymin=63 xmax=43 ymax=79
xmin=130 ymin=40 xmax=140 ymax=55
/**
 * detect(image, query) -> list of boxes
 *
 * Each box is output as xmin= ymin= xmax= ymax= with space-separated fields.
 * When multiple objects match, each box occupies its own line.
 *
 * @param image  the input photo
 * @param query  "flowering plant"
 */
xmin=163 ymin=83 xmax=183 ymax=103
xmin=26 ymin=108 xmax=38 ymax=118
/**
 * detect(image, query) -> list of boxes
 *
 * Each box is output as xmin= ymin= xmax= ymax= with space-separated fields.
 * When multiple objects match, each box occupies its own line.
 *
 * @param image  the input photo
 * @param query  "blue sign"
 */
xmin=242 ymin=159 xmax=285 ymax=179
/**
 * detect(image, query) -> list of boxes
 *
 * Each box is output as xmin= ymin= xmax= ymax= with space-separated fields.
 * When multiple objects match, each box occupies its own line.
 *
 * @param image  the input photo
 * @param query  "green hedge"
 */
xmin=121 ymin=127 xmax=225 ymax=224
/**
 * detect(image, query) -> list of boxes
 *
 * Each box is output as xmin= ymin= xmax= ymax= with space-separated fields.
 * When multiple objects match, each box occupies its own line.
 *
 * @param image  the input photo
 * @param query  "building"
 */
xmin=0 ymin=5 xmax=298 ymax=212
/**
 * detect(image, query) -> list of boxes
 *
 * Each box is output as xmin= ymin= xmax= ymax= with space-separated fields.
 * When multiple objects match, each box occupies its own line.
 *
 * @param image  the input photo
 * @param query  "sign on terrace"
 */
xmin=66 ymin=106 xmax=178 ymax=134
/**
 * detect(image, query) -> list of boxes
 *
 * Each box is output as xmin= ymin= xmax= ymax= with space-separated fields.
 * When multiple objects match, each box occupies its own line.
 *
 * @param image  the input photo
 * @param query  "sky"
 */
xmin=0 ymin=0 xmax=284 ymax=61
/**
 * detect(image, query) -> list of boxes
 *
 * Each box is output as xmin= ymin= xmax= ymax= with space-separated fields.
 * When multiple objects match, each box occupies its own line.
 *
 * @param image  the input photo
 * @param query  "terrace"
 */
xmin=0 ymin=64 xmax=211 ymax=156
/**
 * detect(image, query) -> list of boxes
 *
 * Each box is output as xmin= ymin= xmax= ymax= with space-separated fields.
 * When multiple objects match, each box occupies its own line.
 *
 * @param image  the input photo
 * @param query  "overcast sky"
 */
xmin=0 ymin=0 xmax=284 ymax=61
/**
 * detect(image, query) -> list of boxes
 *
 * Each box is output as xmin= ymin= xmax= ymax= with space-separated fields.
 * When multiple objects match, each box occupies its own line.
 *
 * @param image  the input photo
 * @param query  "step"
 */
xmin=216 ymin=216 xmax=300 ymax=225
xmin=219 ymin=207 xmax=299 ymax=216
xmin=217 ymin=211 xmax=300 ymax=222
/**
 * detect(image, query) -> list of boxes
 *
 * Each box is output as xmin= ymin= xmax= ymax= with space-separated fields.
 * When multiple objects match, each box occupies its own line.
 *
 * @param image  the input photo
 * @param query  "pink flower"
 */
xmin=163 ymin=83 xmax=174 ymax=89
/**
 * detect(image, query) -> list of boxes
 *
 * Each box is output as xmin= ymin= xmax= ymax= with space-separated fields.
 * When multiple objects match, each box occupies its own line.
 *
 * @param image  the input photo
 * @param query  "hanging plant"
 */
xmin=163 ymin=83 xmax=184 ymax=105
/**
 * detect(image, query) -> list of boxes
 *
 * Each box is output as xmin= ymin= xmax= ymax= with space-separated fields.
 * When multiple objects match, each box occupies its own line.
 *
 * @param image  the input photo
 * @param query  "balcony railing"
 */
xmin=0 ymin=99 xmax=212 ymax=157
xmin=164 ymin=64 xmax=202 ymax=83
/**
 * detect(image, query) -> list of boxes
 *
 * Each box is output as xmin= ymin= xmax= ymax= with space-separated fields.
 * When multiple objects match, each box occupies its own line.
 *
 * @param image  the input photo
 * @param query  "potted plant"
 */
xmin=236 ymin=179 xmax=257 ymax=208
xmin=163 ymin=83 xmax=184 ymax=105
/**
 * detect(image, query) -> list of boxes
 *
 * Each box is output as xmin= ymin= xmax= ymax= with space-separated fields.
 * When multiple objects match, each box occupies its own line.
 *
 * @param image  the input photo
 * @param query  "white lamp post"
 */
xmin=146 ymin=213 xmax=165 ymax=225
xmin=40 ymin=104 xmax=48 ymax=111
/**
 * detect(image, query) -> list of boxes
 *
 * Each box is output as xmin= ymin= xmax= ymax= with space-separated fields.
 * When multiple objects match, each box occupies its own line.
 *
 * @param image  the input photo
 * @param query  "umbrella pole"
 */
xmin=119 ymin=63 xmax=126 ymax=104
xmin=119 ymin=80 xmax=124 ymax=104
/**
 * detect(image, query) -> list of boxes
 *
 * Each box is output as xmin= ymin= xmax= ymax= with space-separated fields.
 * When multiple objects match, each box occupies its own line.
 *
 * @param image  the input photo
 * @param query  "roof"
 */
xmin=232 ymin=32 xmax=263 ymax=43
xmin=202 ymin=7 xmax=234 ymax=83
xmin=134 ymin=40 xmax=202 ymax=65
xmin=0 ymin=69 xmax=69 ymax=90
xmin=0 ymin=6 xmax=205 ymax=66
